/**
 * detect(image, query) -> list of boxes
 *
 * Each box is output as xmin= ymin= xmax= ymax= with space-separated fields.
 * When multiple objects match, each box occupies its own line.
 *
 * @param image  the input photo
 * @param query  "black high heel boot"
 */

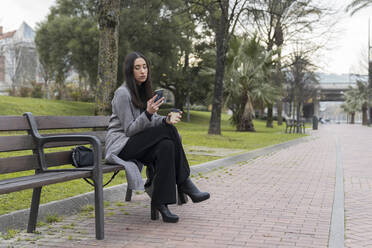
xmin=151 ymin=203 xmax=179 ymax=223
xmin=178 ymin=178 xmax=210 ymax=203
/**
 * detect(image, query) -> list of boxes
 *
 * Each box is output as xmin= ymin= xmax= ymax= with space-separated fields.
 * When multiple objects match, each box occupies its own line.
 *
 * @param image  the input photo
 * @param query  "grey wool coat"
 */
xmin=105 ymin=85 xmax=165 ymax=190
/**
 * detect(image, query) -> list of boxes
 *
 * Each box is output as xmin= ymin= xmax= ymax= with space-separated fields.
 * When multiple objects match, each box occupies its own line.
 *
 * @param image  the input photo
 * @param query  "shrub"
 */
xmin=19 ymin=86 xmax=32 ymax=97
xmin=6 ymin=87 xmax=16 ymax=96
xmin=31 ymin=81 xmax=44 ymax=98
xmin=66 ymin=83 xmax=95 ymax=102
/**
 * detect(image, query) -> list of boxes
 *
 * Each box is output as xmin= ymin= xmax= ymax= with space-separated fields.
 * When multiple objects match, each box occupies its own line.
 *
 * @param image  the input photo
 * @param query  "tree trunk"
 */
xmin=362 ymin=102 xmax=368 ymax=125
xmin=186 ymin=93 xmax=190 ymax=122
xmin=183 ymin=50 xmax=190 ymax=117
xmin=174 ymin=91 xmax=186 ymax=111
xmin=275 ymin=48 xmax=283 ymax=126
xmin=208 ymin=0 xmax=229 ymax=135
xmin=44 ymin=79 xmax=50 ymax=100
xmin=277 ymin=100 xmax=283 ymax=125
xmin=369 ymin=61 xmax=372 ymax=125
xmin=237 ymin=96 xmax=255 ymax=132
xmin=259 ymin=106 xmax=265 ymax=119
xmin=351 ymin=112 xmax=355 ymax=124
xmin=95 ymin=0 xmax=120 ymax=115
xmin=296 ymin=102 xmax=301 ymax=133
xmin=266 ymin=104 xmax=273 ymax=128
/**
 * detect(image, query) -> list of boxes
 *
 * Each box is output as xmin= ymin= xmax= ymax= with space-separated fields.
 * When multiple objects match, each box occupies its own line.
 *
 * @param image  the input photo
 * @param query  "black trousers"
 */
xmin=118 ymin=124 xmax=190 ymax=205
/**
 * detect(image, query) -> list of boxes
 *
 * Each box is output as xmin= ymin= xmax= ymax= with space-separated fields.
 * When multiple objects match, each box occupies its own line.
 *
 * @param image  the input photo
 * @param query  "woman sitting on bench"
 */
xmin=105 ymin=51 xmax=210 ymax=223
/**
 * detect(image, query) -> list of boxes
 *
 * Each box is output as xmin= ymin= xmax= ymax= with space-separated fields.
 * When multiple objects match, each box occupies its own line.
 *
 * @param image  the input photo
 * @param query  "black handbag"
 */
xmin=71 ymin=146 xmax=120 ymax=187
xmin=71 ymin=146 xmax=94 ymax=167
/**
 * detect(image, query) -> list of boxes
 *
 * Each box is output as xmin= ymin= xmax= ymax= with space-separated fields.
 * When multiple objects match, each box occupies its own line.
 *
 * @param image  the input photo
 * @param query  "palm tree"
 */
xmin=354 ymin=80 xmax=370 ymax=125
xmin=342 ymin=85 xmax=363 ymax=123
xmin=357 ymin=81 xmax=370 ymax=125
xmin=284 ymin=54 xmax=319 ymax=132
xmin=346 ymin=0 xmax=372 ymax=15
xmin=225 ymin=35 xmax=279 ymax=131
xmin=341 ymin=80 xmax=372 ymax=124
xmin=341 ymin=101 xmax=357 ymax=124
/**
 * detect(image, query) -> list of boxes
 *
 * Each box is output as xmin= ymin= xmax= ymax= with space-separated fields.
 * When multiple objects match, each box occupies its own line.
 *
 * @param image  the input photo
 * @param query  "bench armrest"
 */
xmin=39 ymin=135 xmax=102 ymax=172
xmin=23 ymin=112 xmax=102 ymax=172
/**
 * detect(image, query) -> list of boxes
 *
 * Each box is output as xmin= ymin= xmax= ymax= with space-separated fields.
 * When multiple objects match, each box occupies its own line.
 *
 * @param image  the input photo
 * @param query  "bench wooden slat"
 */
xmin=0 ymin=131 xmax=107 ymax=152
xmin=0 ymin=116 xmax=110 ymax=132
xmin=35 ymin=116 xmax=110 ymax=130
xmin=0 ymin=171 xmax=92 ymax=194
xmin=0 ymin=149 xmax=114 ymax=174
xmin=0 ymin=154 xmax=39 ymax=173
xmin=0 ymin=164 xmax=124 ymax=194
xmin=0 ymin=116 xmax=29 ymax=131
xmin=0 ymin=151 xmax=74 ymax=174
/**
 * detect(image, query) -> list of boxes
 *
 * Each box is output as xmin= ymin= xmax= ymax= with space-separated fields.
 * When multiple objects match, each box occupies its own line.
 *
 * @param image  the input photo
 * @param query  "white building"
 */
xmin=0 ymin=22 xmax=42 ymax=95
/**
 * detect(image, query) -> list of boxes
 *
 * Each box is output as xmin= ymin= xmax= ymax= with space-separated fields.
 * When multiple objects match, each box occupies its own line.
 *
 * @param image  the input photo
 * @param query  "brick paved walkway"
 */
xmin=2 ymin=124 xmax=372 ymax=248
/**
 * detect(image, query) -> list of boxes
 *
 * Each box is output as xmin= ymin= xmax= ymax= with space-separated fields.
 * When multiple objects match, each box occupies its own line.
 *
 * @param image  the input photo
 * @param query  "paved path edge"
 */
xmin=0 ymin=135 xmax=311 ymax=234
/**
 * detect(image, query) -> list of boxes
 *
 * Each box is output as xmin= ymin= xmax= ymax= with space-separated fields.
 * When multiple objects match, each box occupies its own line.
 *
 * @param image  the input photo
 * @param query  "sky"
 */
xmin=318 ymin=1 xmax=372 ymax=75
xmin=0 ymin=0 xmax=371 ymax=75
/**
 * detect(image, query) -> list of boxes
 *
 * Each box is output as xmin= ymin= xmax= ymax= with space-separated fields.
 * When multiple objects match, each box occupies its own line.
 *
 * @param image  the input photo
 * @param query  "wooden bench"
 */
xmin=0 ymin=113 xmax=137 ymax=240
xmin=285 ymin=119 xmax=305 ymax=134
xmin=297 ymin=119 xmax=306 ymax=134
xmin=285 ymin=119 xmax=295 ymax=133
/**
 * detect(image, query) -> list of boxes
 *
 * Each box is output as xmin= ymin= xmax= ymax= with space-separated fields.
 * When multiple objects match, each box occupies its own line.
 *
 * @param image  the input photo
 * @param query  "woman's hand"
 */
xmin=146 ymin=95 xmax=164 ymax=114
xmin=166 ymin=111 xmax=182 ymax=125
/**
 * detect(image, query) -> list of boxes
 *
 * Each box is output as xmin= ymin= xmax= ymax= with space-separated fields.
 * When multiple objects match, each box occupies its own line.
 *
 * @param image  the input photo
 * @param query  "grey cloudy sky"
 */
xmin=0 ymin=0 xmax=56 ymax=32
xmin=0 ymin=0 xmax=371 ymax=75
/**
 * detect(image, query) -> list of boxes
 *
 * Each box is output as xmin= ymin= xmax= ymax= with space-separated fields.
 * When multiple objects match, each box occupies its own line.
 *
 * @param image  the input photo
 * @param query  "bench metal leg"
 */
xmin=93 ymin=175 xmax=104 ymax=240
xmin=27 ymin=187 xmax=42 ymax=233
xmin=125 ymin=188 xmax=132 ymax=201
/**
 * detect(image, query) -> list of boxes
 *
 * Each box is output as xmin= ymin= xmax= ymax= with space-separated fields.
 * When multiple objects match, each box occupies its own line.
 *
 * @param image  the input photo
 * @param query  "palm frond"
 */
xmin=346 ymin=0 xmax=372 ymax=15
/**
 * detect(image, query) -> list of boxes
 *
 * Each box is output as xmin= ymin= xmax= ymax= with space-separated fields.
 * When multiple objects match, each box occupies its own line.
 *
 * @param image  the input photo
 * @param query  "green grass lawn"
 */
xmin=0 ymin=96 xmax=305 ymax=215
xmin=172 ymin=110 xmax=304 ymax=150
xmin=0 ymin=95 xmax=94 ymax=116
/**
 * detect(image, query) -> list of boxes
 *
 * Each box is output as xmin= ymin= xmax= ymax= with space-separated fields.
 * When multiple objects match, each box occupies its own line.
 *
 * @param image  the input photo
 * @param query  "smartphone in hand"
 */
xmin=154 ymin=89 xmax=163 ymax=102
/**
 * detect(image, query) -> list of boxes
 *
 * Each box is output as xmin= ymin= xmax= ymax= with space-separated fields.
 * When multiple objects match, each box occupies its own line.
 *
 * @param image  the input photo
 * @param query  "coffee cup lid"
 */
xmin=171 ymin=108 xmax=181 ymax=112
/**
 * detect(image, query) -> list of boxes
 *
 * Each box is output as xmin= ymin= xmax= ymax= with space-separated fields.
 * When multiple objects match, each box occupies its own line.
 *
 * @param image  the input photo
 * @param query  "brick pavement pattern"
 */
xmin=3 ymin=124 xmax=370 ymax=248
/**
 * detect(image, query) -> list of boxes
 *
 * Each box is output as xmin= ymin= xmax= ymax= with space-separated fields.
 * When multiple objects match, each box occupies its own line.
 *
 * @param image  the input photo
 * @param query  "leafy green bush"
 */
xmin=31 ymin=81 xmax=44 ymax=98
xmin=66 ymin=83 xmax=95 ymax=102
xmin=19 ymin=86 xmax=32 ymax=97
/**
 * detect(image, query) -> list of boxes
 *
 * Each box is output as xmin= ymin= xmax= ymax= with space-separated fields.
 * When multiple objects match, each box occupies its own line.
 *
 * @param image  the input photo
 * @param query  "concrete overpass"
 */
xmin=302 ymin=73 xmax=366 ymax=119
xmin=284 ymin=73 xmax=366 ymax=120
xmin=318 ymin=82 xmax=356 ymax=101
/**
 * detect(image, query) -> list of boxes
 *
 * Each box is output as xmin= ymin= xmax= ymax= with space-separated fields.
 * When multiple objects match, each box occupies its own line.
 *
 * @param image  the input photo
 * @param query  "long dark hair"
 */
xmin=123 ymin=52 xmax=153 ymax=109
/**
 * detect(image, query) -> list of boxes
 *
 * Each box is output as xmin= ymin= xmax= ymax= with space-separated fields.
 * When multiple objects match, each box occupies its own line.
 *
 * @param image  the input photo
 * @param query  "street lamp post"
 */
xmin=368 ymin=18 xmax=372 ymax=125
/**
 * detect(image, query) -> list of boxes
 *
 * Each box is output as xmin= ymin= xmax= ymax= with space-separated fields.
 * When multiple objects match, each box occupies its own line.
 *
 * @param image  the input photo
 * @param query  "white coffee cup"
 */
xmin=170 ymin=109 xmax=181 ymax=123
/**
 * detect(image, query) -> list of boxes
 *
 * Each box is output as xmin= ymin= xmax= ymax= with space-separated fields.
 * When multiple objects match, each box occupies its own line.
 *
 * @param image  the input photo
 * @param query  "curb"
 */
xmin=0 ymin=135 xmax=311 ymax=233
